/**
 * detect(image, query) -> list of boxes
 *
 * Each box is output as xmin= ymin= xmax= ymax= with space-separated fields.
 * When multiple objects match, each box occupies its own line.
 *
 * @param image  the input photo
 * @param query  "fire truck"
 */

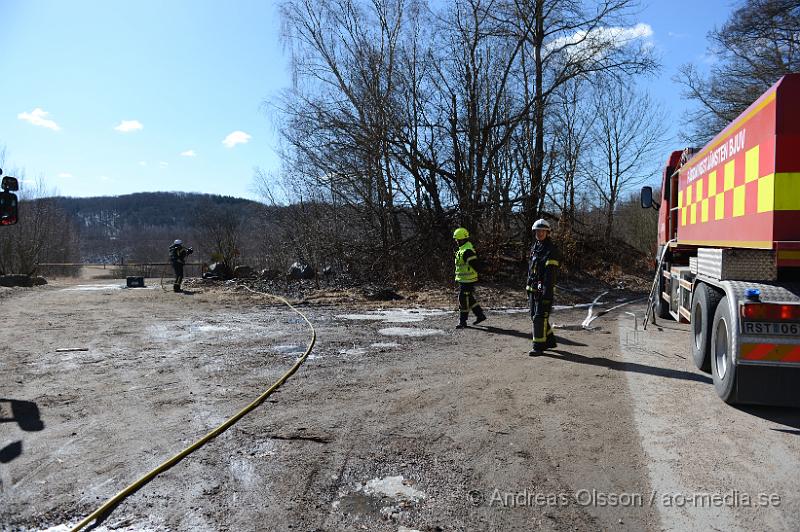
xmin=641 ymin=74 xmax=800 ymax=407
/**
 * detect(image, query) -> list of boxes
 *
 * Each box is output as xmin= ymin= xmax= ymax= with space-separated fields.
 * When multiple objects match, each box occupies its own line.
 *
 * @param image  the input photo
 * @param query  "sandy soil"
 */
xmin=1 ymin=275 xmax=799 ymax=531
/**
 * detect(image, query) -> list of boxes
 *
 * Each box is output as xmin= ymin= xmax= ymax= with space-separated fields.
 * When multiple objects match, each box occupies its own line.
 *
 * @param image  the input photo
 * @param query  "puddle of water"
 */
xmin=378 ymin=327 xmax=444 ymax=338
xmin=338 ymin=309 xmax=450 ymax=323
xmin=360 ymin=475 xmax=426 ymax=501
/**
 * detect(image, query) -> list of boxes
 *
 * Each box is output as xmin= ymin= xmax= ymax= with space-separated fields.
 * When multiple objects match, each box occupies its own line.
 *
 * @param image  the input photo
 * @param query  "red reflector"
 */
xmin=782 ymin=305 xmax=800 ymax=320
xmin=742 ymin=303 xmax=800 ymax=321
xmin=742 ymin=304 xmax=765 ymax=320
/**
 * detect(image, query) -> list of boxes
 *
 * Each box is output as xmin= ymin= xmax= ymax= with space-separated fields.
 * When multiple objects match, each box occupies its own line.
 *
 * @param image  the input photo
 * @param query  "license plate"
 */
xmin=742 ymin=321 xmax=800 ymax=336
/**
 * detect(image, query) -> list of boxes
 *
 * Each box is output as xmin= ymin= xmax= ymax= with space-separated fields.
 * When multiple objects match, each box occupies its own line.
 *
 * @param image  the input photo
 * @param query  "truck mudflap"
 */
xmin=735 ymin=364 xmax=800 ymax=407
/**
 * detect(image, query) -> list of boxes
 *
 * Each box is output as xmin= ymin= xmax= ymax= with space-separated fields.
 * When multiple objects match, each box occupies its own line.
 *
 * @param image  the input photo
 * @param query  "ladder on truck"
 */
xmin=643 ymin=239 xmax=676 ymax=330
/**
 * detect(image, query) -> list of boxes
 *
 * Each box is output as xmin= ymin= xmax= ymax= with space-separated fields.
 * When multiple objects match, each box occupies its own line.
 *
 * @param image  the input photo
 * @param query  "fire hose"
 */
xmin=69 ymin=285 xmax=316 ymax=531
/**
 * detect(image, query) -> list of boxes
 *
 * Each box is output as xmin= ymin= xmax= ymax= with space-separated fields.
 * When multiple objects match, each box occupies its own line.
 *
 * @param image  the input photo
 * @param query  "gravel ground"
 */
xmin=1 ymin=275 xmax=798 ymax=531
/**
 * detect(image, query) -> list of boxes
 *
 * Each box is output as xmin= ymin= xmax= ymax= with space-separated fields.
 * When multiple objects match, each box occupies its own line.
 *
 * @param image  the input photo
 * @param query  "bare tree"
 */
xmin=195 ymin=199 xmax=246 ymax=271
xmin=547 ymin=78 xmax=592 ymax=229
xmin=584 ymin=83 xmax=666 ymax=240
xmin=676 ymin=0 xmax=800 ymax=144
xmin=0 ymin=170 xmax=80 ymax=276
xmin=278 ymin=0 xmax=408 ymax=266
xmin=503 ymin=0 xmax=658 ymax=231
xmin=271 ymin=0 xmax=661 ymax=279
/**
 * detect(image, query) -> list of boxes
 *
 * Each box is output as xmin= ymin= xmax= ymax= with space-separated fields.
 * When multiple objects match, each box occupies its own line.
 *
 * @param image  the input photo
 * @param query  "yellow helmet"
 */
xmin=453 ymin=227 xmax=469 ymax=240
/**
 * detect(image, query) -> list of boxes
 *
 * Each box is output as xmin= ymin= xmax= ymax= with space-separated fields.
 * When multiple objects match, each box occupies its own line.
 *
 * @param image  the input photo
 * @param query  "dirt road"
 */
xmin=1 ymin=278 xmax=799 ymax=531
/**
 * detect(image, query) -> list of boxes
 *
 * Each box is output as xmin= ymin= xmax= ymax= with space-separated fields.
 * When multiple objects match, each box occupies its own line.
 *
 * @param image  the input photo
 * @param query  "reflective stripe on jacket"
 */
xmin=527 ymin=237 xmax=561 ymax=299
xmin=454 ymin=241 xmax=478 ymax=283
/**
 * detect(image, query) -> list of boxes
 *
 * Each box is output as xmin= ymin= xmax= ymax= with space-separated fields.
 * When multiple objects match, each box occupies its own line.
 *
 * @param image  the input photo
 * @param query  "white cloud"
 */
xmin=546 ymin=23 xmax=653 ymax=61
xmin=18 ymin=108 xmax=61 ymax=131
xmin=114 ymin=120 xmax=143 ymax=133
xmin=180 ymin=149 xmax=197 ymax=157
xmin=57 ymin=172 xmax=73 ymax=178
xmin=99 ymin=175 xmax=110 ymax=181
xmin=138 ymin=161 xmax=147 ymax=166
xmin=159 ymin=161 xmax=169 ymax=168
xmin=222 ymin=130 xmax=252 ymax=148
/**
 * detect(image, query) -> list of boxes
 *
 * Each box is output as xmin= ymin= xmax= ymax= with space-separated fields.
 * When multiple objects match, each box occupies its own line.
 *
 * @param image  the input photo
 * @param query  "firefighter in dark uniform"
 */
xmin=169 ymin=239 xmax=193 ymax=292
xmin=453 ymin=227 xmax=487 ymax=329
xmin=527 ymin=219 xmax=561 ymax=354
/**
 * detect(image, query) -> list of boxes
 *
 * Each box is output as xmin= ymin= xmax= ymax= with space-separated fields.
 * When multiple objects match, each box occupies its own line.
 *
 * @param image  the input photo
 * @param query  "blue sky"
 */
xmin=0 ymin=0 xmax=733 ymax=200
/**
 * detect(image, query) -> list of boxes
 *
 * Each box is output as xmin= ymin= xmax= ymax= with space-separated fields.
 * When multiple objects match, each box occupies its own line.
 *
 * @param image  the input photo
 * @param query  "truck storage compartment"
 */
xmin=697 ymin=248 xmax=776 ymax=281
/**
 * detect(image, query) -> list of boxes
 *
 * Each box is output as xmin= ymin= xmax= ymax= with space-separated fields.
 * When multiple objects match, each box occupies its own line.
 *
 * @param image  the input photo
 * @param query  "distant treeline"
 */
xmin=51 ymin=192 xmax=264 ymax=264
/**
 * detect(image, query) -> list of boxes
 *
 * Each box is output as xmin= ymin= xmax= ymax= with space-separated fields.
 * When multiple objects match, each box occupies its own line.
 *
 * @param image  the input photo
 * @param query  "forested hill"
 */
xmin=50 ymin=192 xmax=265 ymax=263
xmin=54 ymin=192 xmax=262 ymax=230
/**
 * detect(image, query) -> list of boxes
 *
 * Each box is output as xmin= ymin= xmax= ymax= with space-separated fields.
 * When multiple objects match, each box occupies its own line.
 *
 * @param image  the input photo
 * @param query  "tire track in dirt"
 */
xmin=617 ymin=311 xmax=800 ymax=531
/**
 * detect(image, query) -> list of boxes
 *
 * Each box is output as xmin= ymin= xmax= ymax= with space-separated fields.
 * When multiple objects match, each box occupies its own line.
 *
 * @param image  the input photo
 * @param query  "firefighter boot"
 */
xmin=456 ymin=312 xmax=469 ymax=329
xmin=529 ymin=345 xmax=545 ymax=356
xmin=473 ymin=306 xmax=487 ymax=325
xmin=173 ymin=284 xmax=182 ymax=293
xmin=545 ymin=334 xmax=558 ymax=350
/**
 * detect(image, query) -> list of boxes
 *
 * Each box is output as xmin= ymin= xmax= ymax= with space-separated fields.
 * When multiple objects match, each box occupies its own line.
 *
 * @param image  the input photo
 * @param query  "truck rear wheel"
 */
xmin=710 ymin=296 xmax=738 ymax=403
xmin=690 ymin=282 xmax=721 ymax=372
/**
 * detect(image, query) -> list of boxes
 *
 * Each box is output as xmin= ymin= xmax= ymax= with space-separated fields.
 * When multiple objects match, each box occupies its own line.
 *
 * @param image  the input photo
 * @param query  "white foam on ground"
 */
xmin=148 ymin=317 xmax=293 ymax=348
xmin=338 ymin=309 xmax=450 ymax=323
xmin=37 ymin=523 xmax=161 ymax=532
xmin=195 ymin=324 xmax=233 ymax=333
xmin=272 ymin=344 xmax=306 ymax=355
xmin=371 ymin=342 xmax=400 ymax=349
xmin=378 ymin=327 xmax=444 ymax=338
xmin=60 ymin=284 xmax=124 ymax=291
xmin=496 ymin=307 xmax=529 ymax=314
xmin=497 ymin=303 xmax=603 ymax=313
xmin=339 ymin=347 xmax=368 ymax=356
xmin=361 ymin=475 xmax=426 ymax=500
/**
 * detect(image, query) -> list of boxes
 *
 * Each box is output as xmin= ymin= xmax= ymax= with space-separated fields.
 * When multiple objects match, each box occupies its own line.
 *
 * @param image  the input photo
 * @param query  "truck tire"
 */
xmin=710 ymin=296 xmax=738 ymax=404
xmin=690 ymin=282 xmax=722 ymax=372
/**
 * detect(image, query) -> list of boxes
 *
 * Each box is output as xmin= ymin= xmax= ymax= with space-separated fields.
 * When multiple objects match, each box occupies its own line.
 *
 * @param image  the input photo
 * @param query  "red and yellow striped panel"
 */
xmin=777 ymin=248 xmax=800 ymax=267
xmin=740 ymin=343 xmax=800 ymax=363
xmin=675 ymin=75 xmax=800 ymax=250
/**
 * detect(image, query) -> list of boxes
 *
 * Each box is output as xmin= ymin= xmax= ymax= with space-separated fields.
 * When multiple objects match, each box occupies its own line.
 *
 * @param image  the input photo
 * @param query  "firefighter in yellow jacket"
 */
xmin=453 ymin=227 xmax=487 ymax=329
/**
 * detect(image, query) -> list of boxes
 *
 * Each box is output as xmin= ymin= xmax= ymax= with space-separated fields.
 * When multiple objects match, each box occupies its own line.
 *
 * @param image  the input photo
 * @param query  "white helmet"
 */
xmin=174 ymin=239 xmax=183 ymax=245
xmin=532 ymin=218 xmax=550 ymax=231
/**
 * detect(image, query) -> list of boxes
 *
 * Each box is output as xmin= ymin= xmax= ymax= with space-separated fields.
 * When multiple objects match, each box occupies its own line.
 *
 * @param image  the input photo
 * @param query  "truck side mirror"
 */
xmin=0 ymin=191 xmax=18 ymax=225
xmin=641 ymin=186 xmax=659 ymax=210
xmin=2 ymin=175 xmax=19 ymax=192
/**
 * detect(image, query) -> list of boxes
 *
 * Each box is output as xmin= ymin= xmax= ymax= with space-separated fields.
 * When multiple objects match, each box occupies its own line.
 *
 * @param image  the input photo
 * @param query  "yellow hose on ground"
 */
xmin=69 ymin=286 xmax=316 ymax=532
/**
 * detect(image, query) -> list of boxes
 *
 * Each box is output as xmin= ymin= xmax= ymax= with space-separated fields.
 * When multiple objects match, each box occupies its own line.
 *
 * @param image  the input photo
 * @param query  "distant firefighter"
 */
xmin=168 ymin=239 xmax=193 ymax=292
xmin=453 ymin=227 xmax=487 ymax=329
